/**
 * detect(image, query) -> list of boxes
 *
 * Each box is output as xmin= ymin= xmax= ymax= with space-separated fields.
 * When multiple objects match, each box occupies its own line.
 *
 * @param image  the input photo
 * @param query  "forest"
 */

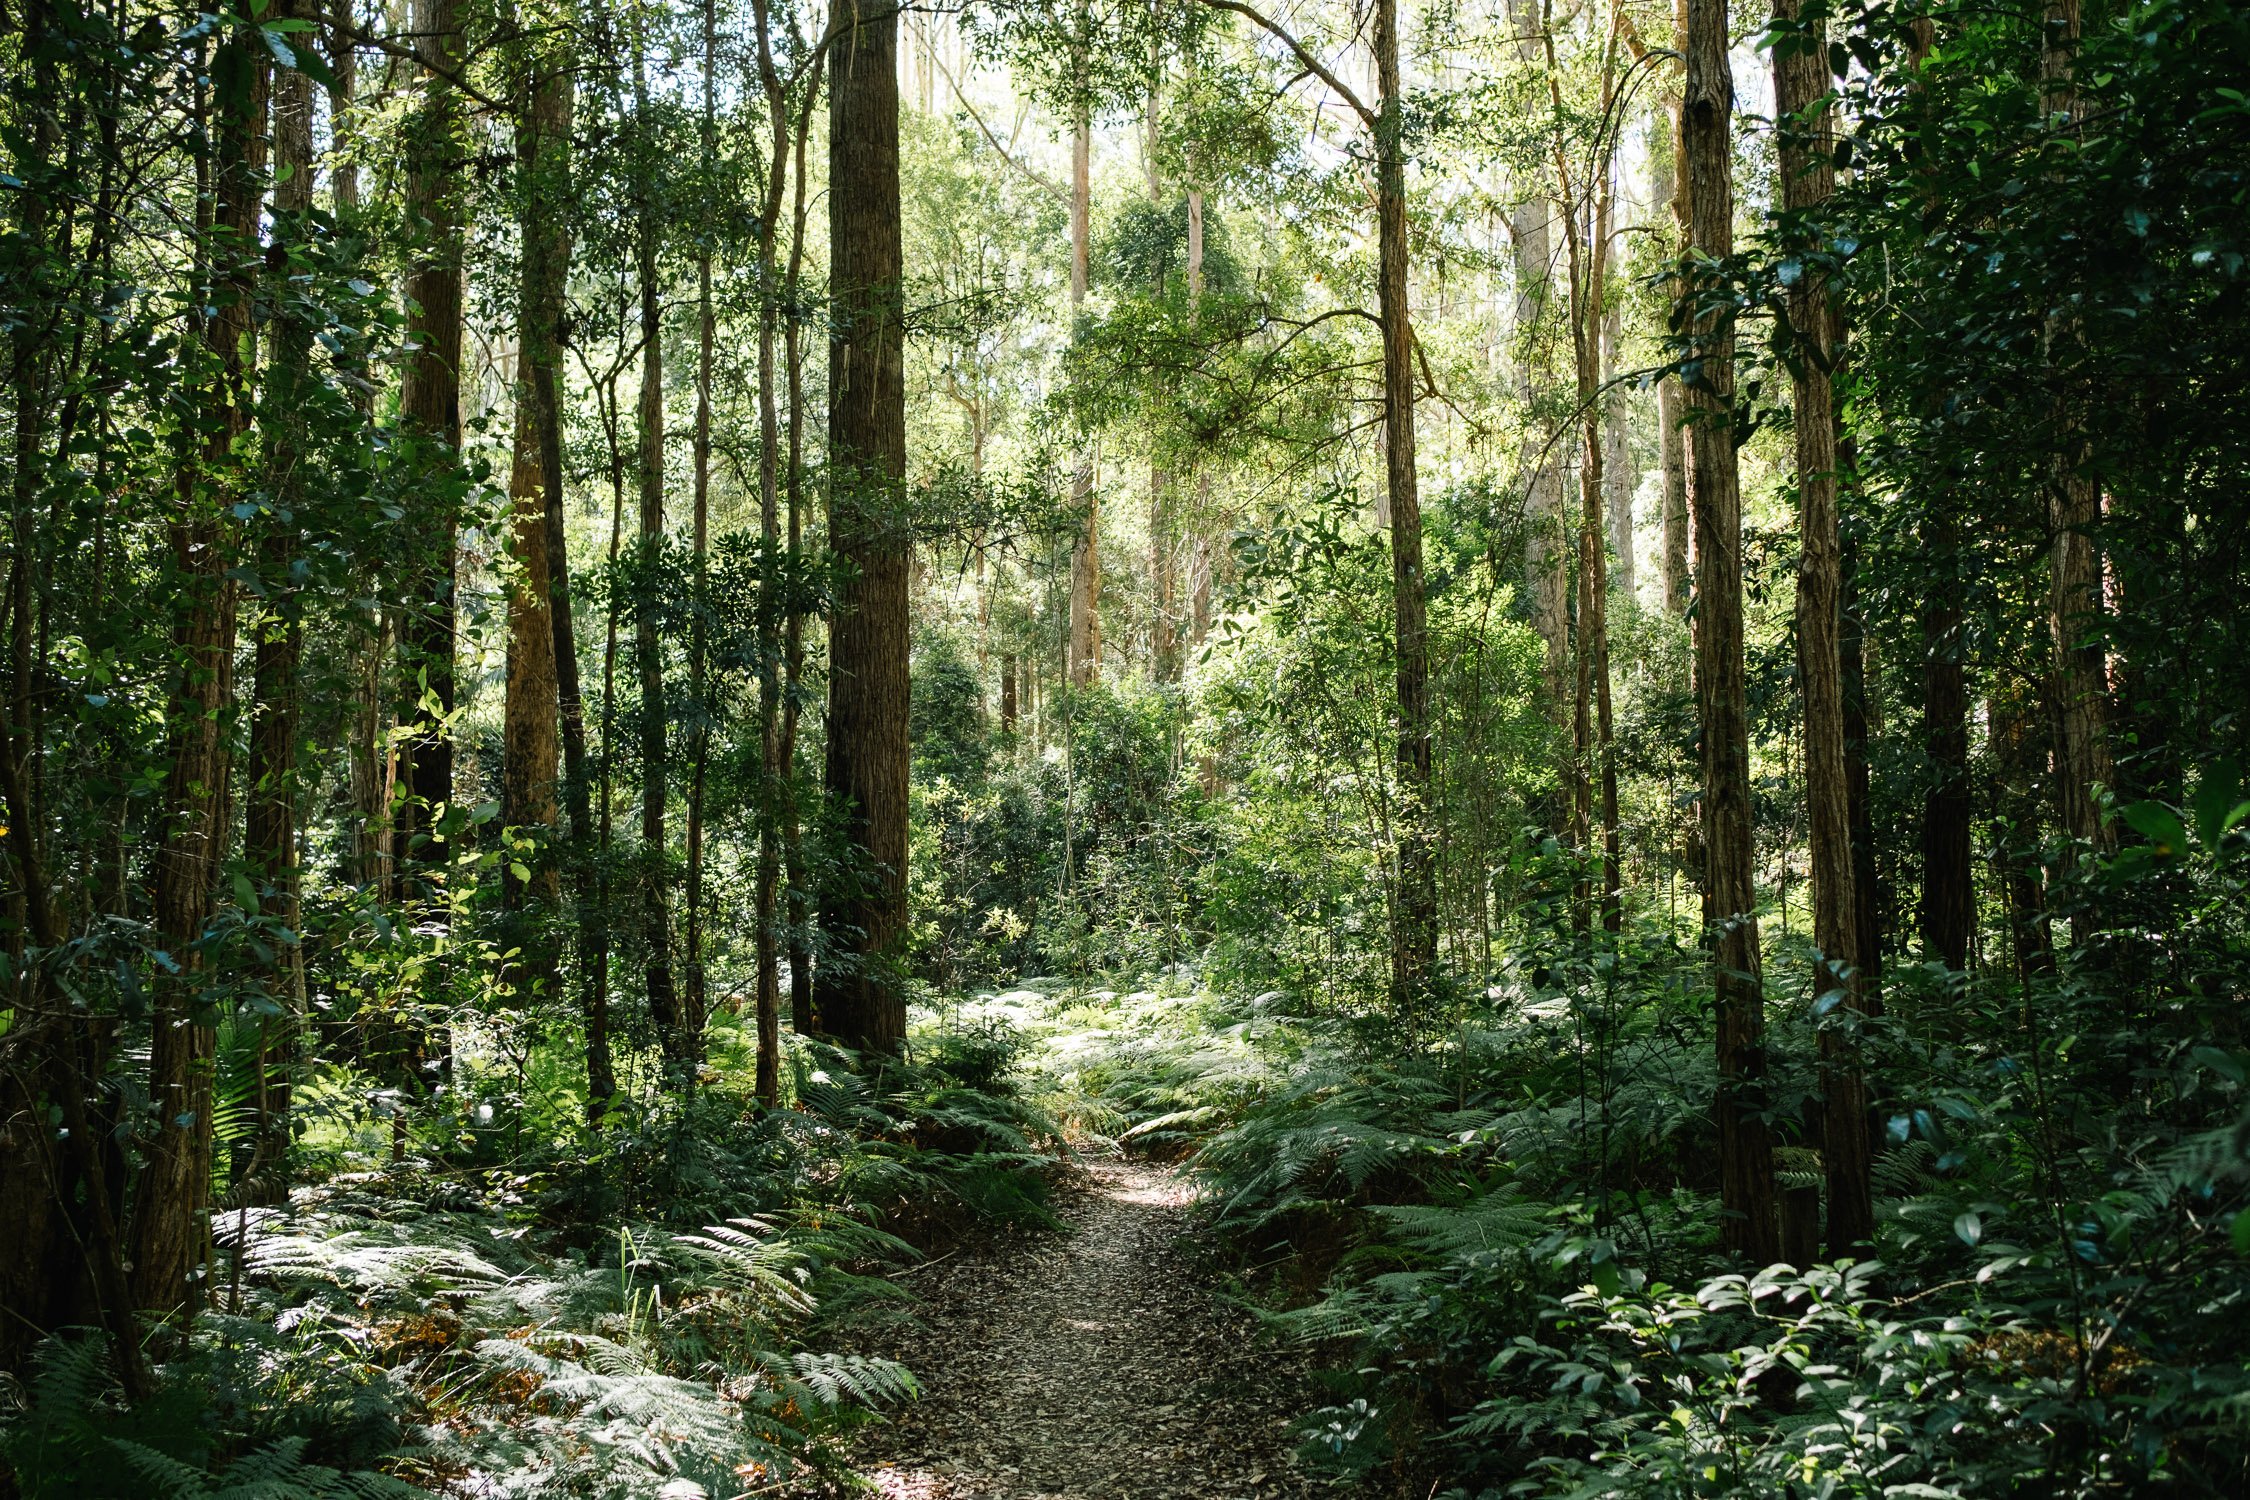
xmin=1 ymin=0 xmax=2247 ymax=1493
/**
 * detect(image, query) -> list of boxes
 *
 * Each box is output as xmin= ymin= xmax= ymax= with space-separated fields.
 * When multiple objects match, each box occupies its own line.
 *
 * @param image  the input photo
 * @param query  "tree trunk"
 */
xmin=503 ymin=44 xmax=570 ymax=993
xmin=393 ymin=0 xmax=463 ymax=913
xmin=2040 ymin=0 xmax=2114 ymax=851
xmin=1602 ymin=291 xmax=1635 ymax=601
xmin=819 ymin=0 xmax=911 ymax=1055
xmin=631 ymin=29 xmax=685 ymax=1076
xmin=783 ymin=61 xmax=823 ymax=1037
xmin=133 ymin=20 xmax=266 ymax=1321
xmin=1660 ymin=0 xmax=1691 ymax=619
xmin=750 ymin=0 xmax=796 ymax=1105
xmin=1547 ymin=20 xmax=1622 ymax=931
xmin=1066 ymin=111 xmax=1100 ymax=687
xmin=245 ymin=0 xmax=317 ymax=1200
xmin=1508 ymin=0 xmax=1568 ymax=713
xmin=1773 ymin=0 xmax=1870 ymax=1253
xmin=1374 ymin=0 xmax=1435 ymax=1014
xmin=1683 ymin=0 xmax=1777 ymax=1263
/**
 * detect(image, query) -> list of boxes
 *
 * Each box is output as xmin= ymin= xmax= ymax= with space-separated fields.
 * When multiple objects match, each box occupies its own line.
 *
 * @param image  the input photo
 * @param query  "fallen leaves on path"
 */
xmin=823 ymin=1159 xmax=1341 ymax=1500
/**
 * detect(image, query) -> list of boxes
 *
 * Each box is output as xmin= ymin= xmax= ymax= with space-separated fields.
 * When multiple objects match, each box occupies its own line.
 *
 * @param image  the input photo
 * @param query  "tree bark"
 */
xmin=1773 ymin=0 xmax=1871 ymax=1253
xmin=783 ymin=54 xmax=824 ymax=1038
xmin=1660 ymin=0 xmax=1691 ymax=619
xmin=819 ymin=0 xmax=912 ymax=1055
xmin=1683 ymin=0 xmax=1777 ymax=1263
xmin=1508 ymin=0 xmax=1569 ymax=713
xmin=2040 ymin=0 xmax=2114 ymax=851
xmin=245 ymin=0 xmax=317 ymax=1199
xmin=1374 ymin=0 xmax=1435 ymax=1013
xmin=1602 ymin=292 xmax=1636 ymax=601
xmin=503 ymin=41 xmax=570 ymax=991
xmin=133 ymin=19 xmax=266 ymax=1320
xmin=1066 ymin=111 xmax=1101 ymax=687
xmin=393 ymin=0 xmax=463 ymax=912
xmin=631 ymin=27 xmax=685 ymax=1076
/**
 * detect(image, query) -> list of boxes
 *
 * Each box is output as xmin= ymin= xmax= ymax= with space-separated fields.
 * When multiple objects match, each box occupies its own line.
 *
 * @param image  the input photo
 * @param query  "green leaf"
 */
xmin=232 ymin=872 xmax=259 ymax=914
xmin=2120 ymin=800 xmax=2189 ymax=859
xmin=2190 ymin=1046 xmax=2245 ymax=1084
xmin=2193 ymin=757 xmax=2243 ymax=848
xmin=1955 ymin=1211 xmax=1982 ymax=1246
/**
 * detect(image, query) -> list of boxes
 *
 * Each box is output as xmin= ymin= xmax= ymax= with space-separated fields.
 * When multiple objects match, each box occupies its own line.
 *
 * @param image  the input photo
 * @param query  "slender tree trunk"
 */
xmin=1548 ymin=17 xmax=1622 ymax=931
xmin=133 ymin=20 xmax=266 ymax=1321
xmin=1508 ymin=1 xmax=1568 ymax=715
xmin=1773 ymin=0 xmax=1870 ymax=1253
xmin=1066 ymin=111 xmax=1101 ymax=687
xmin=393 ymin=0 xmax=463 ymax=913
xmin=245 ymin=0 xmax=317 ymax=1199
xmin=1374 ymin=0 xmax=1435 ymax=1014
xmin=631 ymin=30 xmax=685 ymax=1075
xmin=1683 ymin=0 xmax=1777 ymax=1262
xmin=1661 ymin=0 xmax=1691 ymax=619
xmin=819 ymin=0 xmax=911 ymax=1055
xmin=1602 ymin=292 xmax=1635 ymax=601
xmin=783 ymin=69 xmax=821 ymax=1037
xmin=750 ymin=0 xmax=796 ymax=1104
xmin=686 ymin=0 xmax=720 ymax=1082
xmin=2040 ymin=0 xmax=2114 ymax=851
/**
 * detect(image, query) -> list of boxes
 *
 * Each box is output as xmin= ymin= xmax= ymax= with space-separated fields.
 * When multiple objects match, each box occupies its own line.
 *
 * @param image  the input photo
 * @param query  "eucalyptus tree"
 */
xmin=1681 ymin=0 xmax=1777 ymax=1261
xmin=819 ymin=0 xmax=913 ymax=1054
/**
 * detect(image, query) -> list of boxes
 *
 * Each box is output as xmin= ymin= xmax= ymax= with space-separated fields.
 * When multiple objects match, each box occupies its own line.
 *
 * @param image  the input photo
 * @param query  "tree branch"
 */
xmin=1196 ymin=0 xmax=1376 ymax=132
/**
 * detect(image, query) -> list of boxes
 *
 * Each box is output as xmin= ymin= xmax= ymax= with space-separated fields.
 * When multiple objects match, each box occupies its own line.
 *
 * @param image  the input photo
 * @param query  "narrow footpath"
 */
xmin=839 ymin=1160 xmax=1338 ymax=1500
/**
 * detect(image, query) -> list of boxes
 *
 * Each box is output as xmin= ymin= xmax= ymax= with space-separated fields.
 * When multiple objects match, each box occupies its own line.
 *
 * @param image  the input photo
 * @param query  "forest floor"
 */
xmin=818 ymin=1159 xmax=1339 ymax=1500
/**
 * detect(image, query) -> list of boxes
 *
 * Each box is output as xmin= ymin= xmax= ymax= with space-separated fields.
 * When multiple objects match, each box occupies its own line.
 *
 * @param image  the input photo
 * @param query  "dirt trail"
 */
xmin=839 ymin=1160 xmax=1337 ymax=1500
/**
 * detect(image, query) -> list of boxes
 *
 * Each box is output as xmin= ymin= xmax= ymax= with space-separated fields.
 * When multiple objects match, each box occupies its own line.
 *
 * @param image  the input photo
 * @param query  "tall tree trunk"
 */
xmin=133 ymin=20 xmax=266 ymax=1320
xmin=1548 ymin=15 xmax=1622 ymax=931
xmin=750 ymin=0 xmax=797 ymax=1104
xmin=1508 ymin=0 xmax=1568 ymax=714
xmin=1374 ymin=0 xmax=1435 ymax=1013
xmin=1145 ymin=91 xmax=1176 ymax=682
xmin=2040 ymin=0 xmax=2114 ymax=851
xmin=819 ymin=0 xmax=911 ymax=1055
xmin=503 ymin=41 xmax=570 ymax=998
xmin=245 ymin=0 xmax=318 ymax=1199
xmin=1660 ymin=0 xmax=1691 ymax=619
xmin=393 ymin=0 xmax=463 ymax=914
xmin=783 ymin=58 xmax=823 ymax=1037
xmin=1066 ymin=111 xmax=1100 ymax=687
xmin=631 ymin=30 xmax=685 ymax=1075
xmin=1773 ymin=0 xmax=1870 ymax=1253
xmin=1683 ymin=0 xmax=1777 ymax=1262
xmin=686 ymin=0 xmax=720 ymax=1083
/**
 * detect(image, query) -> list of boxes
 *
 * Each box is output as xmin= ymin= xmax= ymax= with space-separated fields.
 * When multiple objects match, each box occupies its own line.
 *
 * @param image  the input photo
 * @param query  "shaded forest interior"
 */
xmin=2 ymin=0 xmax=2249 ymax=1494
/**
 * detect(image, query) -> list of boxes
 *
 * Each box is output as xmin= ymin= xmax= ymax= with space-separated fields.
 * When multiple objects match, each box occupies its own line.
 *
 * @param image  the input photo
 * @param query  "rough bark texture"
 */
xmin=245 ymin=0 xmax=316 ymax=1196
xmin=133 ymin=22 xmax=265 ymax=1320
xmin=819 ymin=0 xmax=911 ymax=1055
xmin=1683 ymin=0 xmax=1777 ymax=1262
xmin=503 ymin=53 xmax=570 ymax=945
xmin=1774 ymin=0 xmax=1871 ymax=1253
xmin=1375 ymin=0 xmax=1435 ymax=1013
xmin=393 ymin=0 xmax=463 ymax=909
